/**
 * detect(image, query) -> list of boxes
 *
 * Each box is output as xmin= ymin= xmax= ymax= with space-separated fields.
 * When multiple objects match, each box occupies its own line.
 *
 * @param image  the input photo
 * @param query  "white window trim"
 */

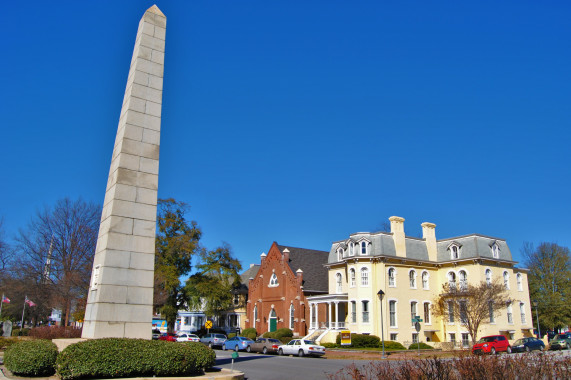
xmin=520 ymin=302 xmax=526 ymax=324
xmin=349 ymin=242 xmax=356 ymax=257
xmin=335 ymin=272 xmax=343 ymax=294
xmin=491 ymin=242 xmax=500 ymax=259
xmin=289 ymin=304 xmax=295 ymax=329
xmin=503 ymin=271 xmax=510 ymax=290
xmin=458 ymin=269 xmax=468 ymax=290
xmin=485 ymin=267 xmax=493 ymax=285
xmin=448 ymin=243 xmax=461 ymax=260
xmin=421 ymin=270 xmax=430 ymax=290
xmin=349 ymin=267 xmax=356 ymax=288
xmin=409 ymin=299 xmax=420 ymax=327
xmin=269 ymin=273 xmax=279 ymax=287
xmin=409 ymin=269 xmax=418 ymax=289
xmin=516 ymin=273 xmax=523 ymax=291
xmin=337 ymin=248 xmax=344 ymax=262
xmin=423 ymin=300 xmax=432 ymax=326
xmin=361 ymin=298 xmax=372 ymax=325
xmin=388 ymin=266 xmax=397 ymax=288
xmin=360 ymin=266 xmax=370 ymax=287
xmin=447 ymin=270 xmax=457 ymax=288
xmin=388 ymin=298 xmax=398 ymax=329
xmin=253 ymin=306 xmax=257 ymax=329
xmin=349 ymin=299 xmax=357 ymax=325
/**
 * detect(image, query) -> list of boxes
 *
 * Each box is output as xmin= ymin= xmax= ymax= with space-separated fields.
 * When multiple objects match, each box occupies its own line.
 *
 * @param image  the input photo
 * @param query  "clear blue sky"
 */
xmin=1 ymin=0 xmax=570 ymax=269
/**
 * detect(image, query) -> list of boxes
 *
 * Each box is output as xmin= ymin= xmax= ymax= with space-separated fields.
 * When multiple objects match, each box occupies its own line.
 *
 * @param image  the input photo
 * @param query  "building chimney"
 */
xmin=260 ymin=252 xmax=266 ymax=264
xmin=389 ymin=216 xmax=406 ymax=257
xmin=296 ymin=268 xmax=303 ymax=284
xmin=282 ymin=248 xmax=290 ymax=263
xmin=421 ymin=222 xmax=437 ymax=261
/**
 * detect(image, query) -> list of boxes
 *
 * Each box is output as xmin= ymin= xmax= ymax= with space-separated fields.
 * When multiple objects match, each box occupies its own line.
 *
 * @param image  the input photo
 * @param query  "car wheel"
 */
xmin=490 ymin=347 xmax=496 ymax=355
xmin=525 ymin=346 xmax=530 ymax=353
xmin=506 ymin=346 xmax=512 ymax=354
xmin=278 ymin=348 xmax=284 ymax=356
xmin=235 ymin=345 xmax=240 ymax=352
xmin=263 ymin=347 xmax=268 ymax=354
xmin=246 ymin=345 xmax=251 ymax=353
xmin=298 ymin=349 xmax=305 ymax=357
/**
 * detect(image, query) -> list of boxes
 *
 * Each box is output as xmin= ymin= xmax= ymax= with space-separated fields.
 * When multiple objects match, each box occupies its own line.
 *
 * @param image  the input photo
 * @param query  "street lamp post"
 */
xmin=377 ymin=289 xmax=387 ymax=359
xmin=532 ymin=300 xmax=540 ymax=339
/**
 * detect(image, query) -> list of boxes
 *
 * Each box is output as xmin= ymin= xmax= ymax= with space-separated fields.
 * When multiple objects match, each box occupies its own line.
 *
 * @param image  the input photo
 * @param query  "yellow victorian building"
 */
xmin=307 ymin=216 xmax=534 ymax=348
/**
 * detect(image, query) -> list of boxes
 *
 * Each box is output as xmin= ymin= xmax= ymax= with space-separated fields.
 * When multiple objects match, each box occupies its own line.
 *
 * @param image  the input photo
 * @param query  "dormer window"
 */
xmin=337 ymin=248 xmax=344 ymax=261
xmin=491 ymin=243 xmax=500 ymax=259
xmin=349 ymin=242 xmax=355 ymax=257
xmin=450 ymin=244 xmax=460 ymax=260
xmin=269 ymin=273 xmax=279 ymax=287
xmin=361 ymin=241 xmax=367 ymax=255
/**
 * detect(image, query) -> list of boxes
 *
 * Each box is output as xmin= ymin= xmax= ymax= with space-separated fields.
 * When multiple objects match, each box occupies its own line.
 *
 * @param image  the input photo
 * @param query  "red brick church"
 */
xmin=245 ymin=242 xmax=329 ymax=337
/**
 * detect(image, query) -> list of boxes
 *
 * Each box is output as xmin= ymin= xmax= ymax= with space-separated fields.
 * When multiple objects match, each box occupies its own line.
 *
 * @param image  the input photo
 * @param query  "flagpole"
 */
xmin=20 ymin=296 xmax=27 ymax=333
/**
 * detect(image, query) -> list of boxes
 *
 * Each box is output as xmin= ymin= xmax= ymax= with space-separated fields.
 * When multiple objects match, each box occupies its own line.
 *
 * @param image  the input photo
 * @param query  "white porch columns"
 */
xmin=334 ymin=301 xmax=339 ymax=329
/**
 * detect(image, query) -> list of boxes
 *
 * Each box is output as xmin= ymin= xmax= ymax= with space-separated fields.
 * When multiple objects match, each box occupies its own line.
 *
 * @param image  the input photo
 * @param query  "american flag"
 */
xmin=1 ymin=294 xmax=9 ymax=304
xmin=25 ymin=296 xmax=36 ymax=307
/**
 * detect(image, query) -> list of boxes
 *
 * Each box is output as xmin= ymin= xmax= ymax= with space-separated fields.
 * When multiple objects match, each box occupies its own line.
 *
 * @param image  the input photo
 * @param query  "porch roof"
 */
xmin=306 ymin=293 xmax=348 ymax=303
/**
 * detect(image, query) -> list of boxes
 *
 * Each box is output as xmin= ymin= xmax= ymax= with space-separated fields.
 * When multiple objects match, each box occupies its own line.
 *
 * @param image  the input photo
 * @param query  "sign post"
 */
xmin=231 ymin=351 xmax=239 ymax=372
xmin=411 ymin=315 xmax=422 ymax=356
xmin=205 ymin=320 xmax=213 ymax=334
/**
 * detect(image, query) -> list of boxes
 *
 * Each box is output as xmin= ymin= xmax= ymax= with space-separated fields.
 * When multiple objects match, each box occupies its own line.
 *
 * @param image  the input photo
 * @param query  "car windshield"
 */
xmin=555 ymin=335 xmax=567 ymax=340
xmin=513 ymin=339 xmax=524 ymax=345
xmin=477 ymin=337 xmax=496 ymax=343
xmin=303 ymin=340 xmax=316 ymax=345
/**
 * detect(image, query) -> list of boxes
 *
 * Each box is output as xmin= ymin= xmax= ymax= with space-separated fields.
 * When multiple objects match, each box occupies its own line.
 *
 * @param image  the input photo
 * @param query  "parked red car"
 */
xmin=472 ymin=335 xmax=512 ymax=354
xmin=158 ymin=332 xmax=177 ymax=342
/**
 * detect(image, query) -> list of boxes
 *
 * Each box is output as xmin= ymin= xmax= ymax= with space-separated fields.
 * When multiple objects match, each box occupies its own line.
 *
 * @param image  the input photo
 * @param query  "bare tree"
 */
xmin=15 ymin=198 xmax=100 ymax=326
xmin=432 ymin=280 xmax=511 ymax=345
xmin=0 ymin=218 xmax=13 ymax=272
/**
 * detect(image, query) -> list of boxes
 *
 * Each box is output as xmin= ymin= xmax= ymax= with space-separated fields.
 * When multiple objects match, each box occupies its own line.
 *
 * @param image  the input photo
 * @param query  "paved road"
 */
xmin=212 ymin=348 xmax=571 ymax=380
xmin=213 ymin=350 xmax=361 ymax=380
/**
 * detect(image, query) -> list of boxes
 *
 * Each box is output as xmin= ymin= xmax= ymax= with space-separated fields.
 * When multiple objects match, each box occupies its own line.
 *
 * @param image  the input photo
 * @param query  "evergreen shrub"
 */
xmin=28 ymin=326 xmax=82 ymax=339
xmin=382 ymin=340 xmax=406 ymax=350
xmin=56 ymin=338 xmax=215 ymax=380
xmin=4 ymin=339 xmax=58 ymax=376
xmin=408 ymin=342 xmax=433 ymax=350
xmin=335 ymin=333 xmax=380 ymax=348
xmin=0 ymin=336 xmax=18 ymax=350
xmin=242 ymin=327 xmax=257 ymax=340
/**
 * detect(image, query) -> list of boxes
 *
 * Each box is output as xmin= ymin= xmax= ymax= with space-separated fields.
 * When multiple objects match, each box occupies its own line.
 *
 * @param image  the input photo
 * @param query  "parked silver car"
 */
xmin=200 ymin=333 xmax=227 ymax=349
xmin=278 ymin=339 xmax=325 ymax=357
xmin=249 ymin=337 xmax=282 ymax=354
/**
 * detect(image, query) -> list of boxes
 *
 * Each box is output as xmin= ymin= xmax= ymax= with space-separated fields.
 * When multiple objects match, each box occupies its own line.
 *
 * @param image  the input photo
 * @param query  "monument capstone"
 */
xmin=82 ymin=5 xmax=166 ymax=339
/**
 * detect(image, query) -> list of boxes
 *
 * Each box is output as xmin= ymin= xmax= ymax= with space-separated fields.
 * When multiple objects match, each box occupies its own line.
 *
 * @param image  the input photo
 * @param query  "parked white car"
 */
xmin=278 ymin=339 xmax=326 ymax=357
xmin=176 ymin=333 xmax=200 ymax=342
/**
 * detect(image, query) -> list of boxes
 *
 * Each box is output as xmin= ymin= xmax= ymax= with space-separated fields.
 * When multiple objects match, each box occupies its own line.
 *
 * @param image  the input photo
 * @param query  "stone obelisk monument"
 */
xmin=82 ymin=5 xmax=166 ymax=339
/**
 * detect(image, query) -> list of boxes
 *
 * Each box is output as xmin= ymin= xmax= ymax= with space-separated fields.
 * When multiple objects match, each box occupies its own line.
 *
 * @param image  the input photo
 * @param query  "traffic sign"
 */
xmin=231 ymin=352 xmax=239 ymax=359
xmin=415 ymin=322 xmax=421 ymax=332
xmin=205 ymin=320 xmax=213 ymax=329
xmin=411 ymin=316 xmax=423 ymax=323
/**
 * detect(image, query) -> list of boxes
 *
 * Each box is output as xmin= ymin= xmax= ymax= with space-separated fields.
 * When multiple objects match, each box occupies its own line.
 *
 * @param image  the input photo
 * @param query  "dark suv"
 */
xmin=472 ymin=335 xmax=512 ymax=354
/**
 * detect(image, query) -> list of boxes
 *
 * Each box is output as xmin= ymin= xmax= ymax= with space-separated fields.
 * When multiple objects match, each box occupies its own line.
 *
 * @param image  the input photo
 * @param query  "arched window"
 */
xmin=361 ymin=267 xmax=369 ymax=286
xmin=350 ymin=268 xmax=356 ymax=287
xmin=253 ymin=305 xmax=258 ymax=328
xmin=459 ymin=270 xmax=467 ymax=290
xmin=289 ymin=304 xmax=295 ymax=329
xmin=349 ymin=243 xmax=355 ymax=257
xmin=336 ymin=273 xmax=343 ymax=293
xmin=269 ymin=273 xmax=279 ymax=287
xmin=337 ymin=248 xmax=344 ymax=261
xmin=503 ymin=271 xmax=509 ymax=289
xmin=360 ymin=241 xmax=367 ymax=255
xmin=448 ymin=272 xmax=456 ymax=289
xmin=485 ymin=269 xmax=492 ymax=285
xmin=409 ymin=270 xmax=416 ymax=288
xmin=422 ymin=271 xmax=429 ymax=290
xmin=507 ymin=302 xmax=513 ymax=323
xmin=520 ymin=302 xmax=526 ymax=324
xmin=388 ymin=268 xmax=396 ymax=287
xmin=517 ymin=273 xmax=523 ymax=291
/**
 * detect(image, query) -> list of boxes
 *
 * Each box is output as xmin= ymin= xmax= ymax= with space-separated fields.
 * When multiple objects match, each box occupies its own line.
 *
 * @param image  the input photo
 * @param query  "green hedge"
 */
xmin=263 ymin=328 xmax=293 ymax=340
xmin=336 ymin=333 xmax=380 ymax=348
xmin=0 ymin=336 xmax=18 ymax=350
xmin=4 ymin=339 xmax=58 ymax=376
xmin=56 ymin=338 xmax=215 ymax=380
xmin=12 ymin=328 xmax=30 ymax=336
xmin=408 ymin=342 xmax=433 ymax=350
xmin=322 ymin=342 xmax=338 ymax=348
xmin=242 ymin=328 xmax=257 ymax=340
xmin=382 ymin=341 xmax=406 ymax=350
